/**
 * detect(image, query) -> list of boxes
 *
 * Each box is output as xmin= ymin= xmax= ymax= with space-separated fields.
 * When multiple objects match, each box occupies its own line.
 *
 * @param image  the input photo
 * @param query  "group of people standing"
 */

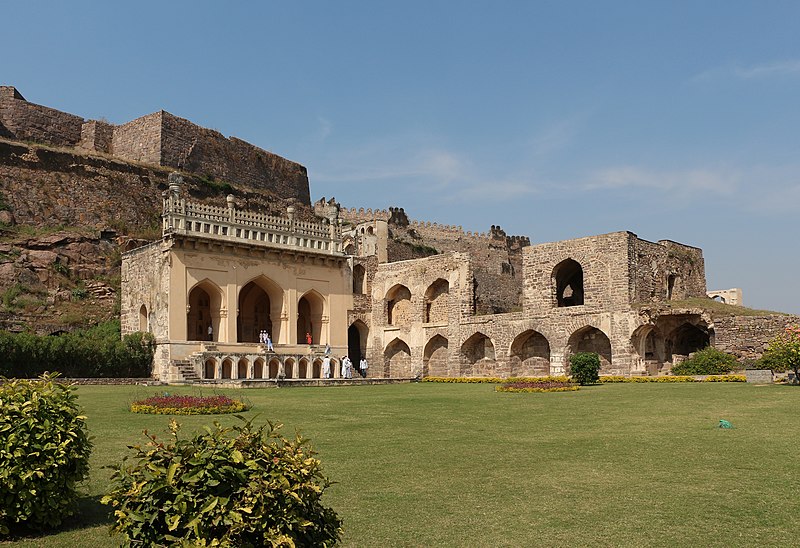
xmin=258 ymin=330 xmax=274 ymax=352
xmin=321 ymin=355 xmax=368 ymax=379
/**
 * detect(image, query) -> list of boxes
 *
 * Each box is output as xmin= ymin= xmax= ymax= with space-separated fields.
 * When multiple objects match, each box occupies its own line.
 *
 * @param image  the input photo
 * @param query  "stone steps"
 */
xmin=172 ymin=360 xmax=200 ymax=381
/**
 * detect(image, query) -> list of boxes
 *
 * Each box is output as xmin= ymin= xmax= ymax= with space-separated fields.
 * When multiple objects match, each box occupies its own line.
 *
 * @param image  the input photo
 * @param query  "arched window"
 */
xmin=139 ymin=305 xmax=148 ymax=332
xmin=386 ymin=284 xmax=412 ymax=326
xmin=424 ymin=279 xmax=449 ymax=323
xmin=353 ymin=264 xmax=366 ymax=294
xmin=553 ymin=259 xmax=584 ymax=307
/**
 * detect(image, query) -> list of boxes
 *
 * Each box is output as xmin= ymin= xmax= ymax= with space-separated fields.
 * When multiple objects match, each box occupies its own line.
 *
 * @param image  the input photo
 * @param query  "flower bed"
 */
xmin=130 ymin=394 xmax=250 ymax=415
xmin=598 ymin=375 xmax=746 ymax=383
xmin=424 ymin=376 xmax=571 ymax=384
xmin=496 ymin=381 xmax=579 ymax=393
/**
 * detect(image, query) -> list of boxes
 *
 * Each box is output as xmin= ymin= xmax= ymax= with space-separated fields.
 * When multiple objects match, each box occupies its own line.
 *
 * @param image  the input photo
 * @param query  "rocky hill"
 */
xmin=0 ymin=138 xmax=312 ymax=333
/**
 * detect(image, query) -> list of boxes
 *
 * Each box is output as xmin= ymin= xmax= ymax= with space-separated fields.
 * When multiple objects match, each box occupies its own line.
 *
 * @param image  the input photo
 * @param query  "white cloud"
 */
xmin=692 ymin=59 xmax=800 ymax=82
xmin=584 ymin=166 xmax=737 ymax=194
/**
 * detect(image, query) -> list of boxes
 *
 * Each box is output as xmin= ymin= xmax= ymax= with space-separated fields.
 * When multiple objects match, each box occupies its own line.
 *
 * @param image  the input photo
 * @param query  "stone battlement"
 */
xmin=0 ymin=86 xmax=310 ymax=204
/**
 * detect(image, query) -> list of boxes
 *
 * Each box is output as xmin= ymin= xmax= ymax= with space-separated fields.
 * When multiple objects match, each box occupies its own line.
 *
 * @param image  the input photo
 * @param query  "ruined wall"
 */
xmin=713 ymin=314 xmax=800 ymax=362
xmin=524 ymin=231 xmax=632 ymax=313
xmin=79 ymin=120 xmax=113 ymax=154
xmin=120 ymin=241 xmax=170 ymax=343
xmin=631 ymin=238 xmax=706 ymax=303
xmin=112 ymin=112 xmax=163 ymax=166
xmin=0 ymin=87 xmax=84 ymax=148
xmin=159 ymin=112 xmax=311 ymax=203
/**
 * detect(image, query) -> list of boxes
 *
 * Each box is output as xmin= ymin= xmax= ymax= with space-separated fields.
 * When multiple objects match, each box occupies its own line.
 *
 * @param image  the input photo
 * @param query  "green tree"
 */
xmin=760 ymin=325 xmax=800 ymax=381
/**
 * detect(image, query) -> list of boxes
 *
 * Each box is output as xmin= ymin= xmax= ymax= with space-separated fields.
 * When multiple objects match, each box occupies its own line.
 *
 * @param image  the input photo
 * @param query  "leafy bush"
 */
xmin=569 ymin=352 xmax=601 ymax=385
xmin=598 ymin=375 xmax=746 ymax=383
xmin=671 ymin=347 xmax=739 ymax=376
xmin=103 ymin=418 xmax=342 ymax=547
xmin=0 ymin=320 xmax=154 ymax=378
xmin=757 ymin=325 xmax=800 ymax=383
xmin=130 ymin=393 xmax=250 ymax=415
xmin=0 ymin=374 xmax=92 ymax=536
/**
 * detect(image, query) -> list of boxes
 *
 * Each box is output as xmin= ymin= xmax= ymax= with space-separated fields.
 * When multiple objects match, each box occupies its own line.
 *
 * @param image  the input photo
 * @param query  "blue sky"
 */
xmin=4 ymin=1 xmax=799 ymax=313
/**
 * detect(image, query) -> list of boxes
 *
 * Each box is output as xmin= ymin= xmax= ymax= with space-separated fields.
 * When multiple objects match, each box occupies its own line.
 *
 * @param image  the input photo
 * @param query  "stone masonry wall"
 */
xmin=713 ymin=314 xmax=800 ymax=362
xmin=0 ymin=87 xmax=84 ymax=148
xmin=524 ymin=231 xmax=631 ymax=313
xmin=631 ymin=238 xmax=706 ymax=303
xmin=112 ymin=112 xmax=163 ymax=166
xmin=159 ymin=112 xmax=311 ymax=204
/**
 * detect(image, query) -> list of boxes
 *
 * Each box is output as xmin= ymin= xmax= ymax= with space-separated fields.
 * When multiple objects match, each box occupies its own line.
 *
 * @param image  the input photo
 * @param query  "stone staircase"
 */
xmin=171 ymin=359 xmax=200 ymax=382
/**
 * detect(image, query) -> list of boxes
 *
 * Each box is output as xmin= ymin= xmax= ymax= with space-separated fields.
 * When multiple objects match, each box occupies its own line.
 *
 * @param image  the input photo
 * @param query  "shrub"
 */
xmin=671 ymin=347 xmax=739 ymax=376
xmin=569 ymin=352 xmax=601 ymax=385
xmin=759 ymin=325 xmax=800 ymax=381
xmin=0 ymin=374 xmax=92 ymax=536
xmin=130 ymin=393 xmax=250 ymax=415
xmin=102 ymin=418 xmax=342 ymax=547
xmin=0 ymin=320 xmax=154 ymax=378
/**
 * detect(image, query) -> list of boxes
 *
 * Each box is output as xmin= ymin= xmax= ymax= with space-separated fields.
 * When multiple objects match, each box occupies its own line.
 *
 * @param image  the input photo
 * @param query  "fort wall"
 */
xmin=630 ymin=238 xmax=706 ymax=303
xmin=0 ymin=87 xmax=311 ymax=204
xmin=713 ymin=314 xmax=800 ymax=362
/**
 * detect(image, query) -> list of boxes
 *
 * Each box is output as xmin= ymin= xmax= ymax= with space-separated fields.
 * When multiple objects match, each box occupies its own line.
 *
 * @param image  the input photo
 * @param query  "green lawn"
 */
xmin=3 ymin=382 xmax=799 ymax=547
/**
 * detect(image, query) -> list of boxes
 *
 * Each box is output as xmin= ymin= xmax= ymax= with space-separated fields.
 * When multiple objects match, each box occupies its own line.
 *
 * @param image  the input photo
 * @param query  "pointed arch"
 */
xmin=268 ymin=358 xmax=281 ymax=379
xmin=386 ymin=284 xmax=412 ymax=326
xmin=424 ymin=279 xmax=449 ymax=323
xmin=667 ymin=322 xmax=709 ymax=359
xmin=221 ymin=357 xmax=233 ymax=379
xmin=312 ymin=358 xmax=322 ymax=379
xmin=298 ymin=358 xmax=309 ymax=379
xmin=253 ymin=358 xmax=265 ymax=379
xmin=509 ymin=330 xmax=551 ymax=376
xmin=238 ymin=275 xmax=284 ymax=343
xmin=553 ymin=259 xmax=584 ymax=307
xmin=568 ymin=326 xmax=612 ymax=372
xmin=353 ymin=264 xmax=366 ymax=294
xmin=423 ymin=335 xmax=449 ymax=377
xmin=384 ymin=337 xmax=412 ymax=377
xmin=187 ymin=279 xmax=224 ymax=341
xmin=348 ymin=320 xmax=368 ymax=366
xmin=631 ymin=325 xmax=666 ymax=375
xmin=203 ymin=358 xmax=217 ymax=379
xmin=297 ymin=289 xmax=325 ymax=344
xmin=460 ymin=332 xmax=496 ymax=376
xmin=284 ymin=358 xmax=295 ymax=379
xmin=236 ymin=358 xmax=249 ymax=379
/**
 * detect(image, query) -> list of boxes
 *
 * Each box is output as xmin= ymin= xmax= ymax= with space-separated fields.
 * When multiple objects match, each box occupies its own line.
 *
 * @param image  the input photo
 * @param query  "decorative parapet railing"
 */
xmin=161 ymin=174 xmax=343 ymax=255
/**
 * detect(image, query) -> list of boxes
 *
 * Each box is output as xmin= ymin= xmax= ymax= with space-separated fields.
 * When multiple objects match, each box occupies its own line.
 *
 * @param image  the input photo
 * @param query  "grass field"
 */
xmin=3 ymin=382 xmax=799 ymax=547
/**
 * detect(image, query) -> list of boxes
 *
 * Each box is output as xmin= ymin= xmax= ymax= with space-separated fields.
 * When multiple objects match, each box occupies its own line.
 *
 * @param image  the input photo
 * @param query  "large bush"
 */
xmin=758 ymin=325 xmax=800 ymax=381
xmin=671 ymin=347 xmax=739 ymax=375
xmin=0 ymin=374 xmax=92 ymax=536
xmin=0 ymin=320 xmax=154 ymax=378
xmin=102 ymin=418 xmax=342 ymax=547
xmin=569 ymin=352 xmax=601 ymax=385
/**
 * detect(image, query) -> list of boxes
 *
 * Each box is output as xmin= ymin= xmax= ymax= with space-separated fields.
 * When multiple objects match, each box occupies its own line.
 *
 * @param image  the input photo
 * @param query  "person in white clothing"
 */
xmin=266 ymin=333 xmax=274 ymax=352
xmin=322 ymin=356 xmax=331 ymax=378
xmin=359 ymin=357 xmax=368 ymax=378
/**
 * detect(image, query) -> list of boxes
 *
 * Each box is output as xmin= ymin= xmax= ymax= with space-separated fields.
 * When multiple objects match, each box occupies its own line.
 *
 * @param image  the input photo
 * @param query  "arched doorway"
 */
xmin=667 ymin=323 xmax=709 ymax=359
xmin=348 ymin=320 xmax=368 ymax=366
xmin=423 ymin=335 xmax=449 ymax=377
xmin=268 ymin=358 xmax=280 ymax=379
xmin=187 ymin=281 xmax=223 ymax=342
xmin=460 ymin=332 xmax=495 ymax=376
xmin=297 ymin=291 xmax=324 ymax=344
xmin=385 ymin=338 xmax=412 ymax=377
xmin=284 ymin=358 xmax=295 ymax=379
xmin=298 ymin=358 xmax=309 ymax=379
xmin=568 ymin=326 xmax=612 ymax=372
xmin=509 ymin=330 xmax=551 ymax=376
